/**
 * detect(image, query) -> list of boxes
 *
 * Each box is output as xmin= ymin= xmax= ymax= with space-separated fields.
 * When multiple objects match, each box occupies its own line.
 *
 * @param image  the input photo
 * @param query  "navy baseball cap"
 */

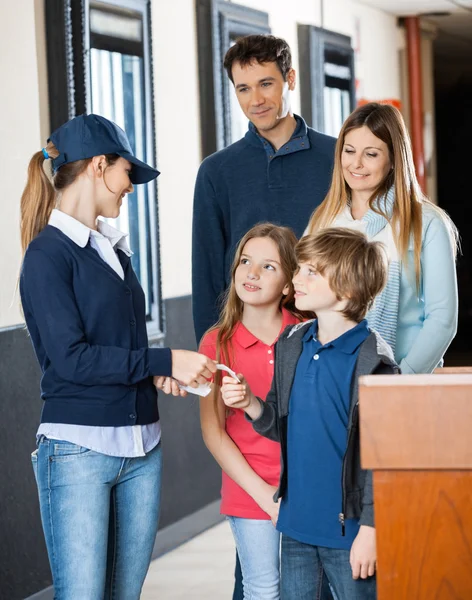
xmin=48 ymin=113 xmax=159 ymax=184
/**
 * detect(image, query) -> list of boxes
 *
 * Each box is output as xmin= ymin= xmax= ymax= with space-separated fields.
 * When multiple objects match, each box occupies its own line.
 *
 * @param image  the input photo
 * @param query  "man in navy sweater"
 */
xmin=192 ymin=34 xmax=336 ymax=343
xmin=192 ymin=34 xmax=336 ymax=600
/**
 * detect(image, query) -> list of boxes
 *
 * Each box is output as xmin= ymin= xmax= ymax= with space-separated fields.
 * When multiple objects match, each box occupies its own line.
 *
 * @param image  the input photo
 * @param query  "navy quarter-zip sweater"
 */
xmin=192 ymin=115 xmax=336 ymax=342
xmin=20 ymin=225 xmax=172 ymax=427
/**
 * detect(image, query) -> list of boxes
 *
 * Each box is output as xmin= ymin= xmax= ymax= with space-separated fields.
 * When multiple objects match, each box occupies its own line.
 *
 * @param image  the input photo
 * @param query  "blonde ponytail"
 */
xmin=20 ymin=142 xmax=59 ymax=254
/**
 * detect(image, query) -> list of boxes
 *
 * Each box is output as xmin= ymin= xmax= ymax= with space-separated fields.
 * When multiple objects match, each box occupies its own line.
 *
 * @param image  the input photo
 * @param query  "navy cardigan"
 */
xmin=20 ymin=225 xmax=172 ymax=427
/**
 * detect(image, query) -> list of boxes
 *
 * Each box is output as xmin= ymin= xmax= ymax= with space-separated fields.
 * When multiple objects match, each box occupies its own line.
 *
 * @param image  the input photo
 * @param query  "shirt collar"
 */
xmin=234 ymin=307 xmax=296 ymax=349
xmin=49 ymin=209 xmax=132 ymax=256
xmin=95 ymin=219 xmax=132 ymax=256
xmin=303 ymin=319 xmax=370 ymax=354
xmin=245 ymin=114 xmax=310 ymax=156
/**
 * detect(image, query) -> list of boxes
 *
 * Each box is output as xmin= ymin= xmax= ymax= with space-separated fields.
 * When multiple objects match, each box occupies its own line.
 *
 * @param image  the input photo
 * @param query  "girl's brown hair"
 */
xmin=305 ymin=102 xmax=458 ymax=288
xmin=20 ymin=142 xmax=119 ymax=254
xmin=204 ymin=223 xmax=313 ymax=396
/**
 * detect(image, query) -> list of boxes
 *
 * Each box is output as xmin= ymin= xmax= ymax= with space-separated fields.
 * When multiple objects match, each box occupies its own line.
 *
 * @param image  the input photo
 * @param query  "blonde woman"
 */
xmin=305 ymin=102 xmax=458 ymax=374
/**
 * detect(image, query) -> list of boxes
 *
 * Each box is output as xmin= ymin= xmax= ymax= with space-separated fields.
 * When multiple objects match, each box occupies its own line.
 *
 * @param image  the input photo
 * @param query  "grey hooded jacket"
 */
xmin=248 ymin=321 xmax=399 ymax=531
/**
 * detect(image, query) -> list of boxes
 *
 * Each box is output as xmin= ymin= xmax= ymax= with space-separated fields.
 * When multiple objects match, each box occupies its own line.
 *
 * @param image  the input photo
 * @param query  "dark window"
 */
xmin=298 ymin=25 xmax=355 ymax=136
xmin=45 ymin=0 xmax=163 ymax=339
xmin=196 ymin=0 xmax=270 ymax=157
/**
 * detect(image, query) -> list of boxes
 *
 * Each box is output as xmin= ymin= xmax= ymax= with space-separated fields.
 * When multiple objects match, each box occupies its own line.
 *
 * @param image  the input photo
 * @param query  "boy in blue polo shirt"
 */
xmin=221 ymin=227 xmax=399 ymax=599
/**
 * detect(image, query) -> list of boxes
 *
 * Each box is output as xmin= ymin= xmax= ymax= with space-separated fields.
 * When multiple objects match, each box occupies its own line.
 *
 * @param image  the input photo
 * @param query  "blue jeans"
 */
xmin=31 ymin=437 xmax=162 ymax=600
xmin=233 ymin=550 xmax=335 ymax=600
xmin=281 ymin=534 xmax=376 ymax=600
xmin=228 ymin=516 xmax=280 ymax=599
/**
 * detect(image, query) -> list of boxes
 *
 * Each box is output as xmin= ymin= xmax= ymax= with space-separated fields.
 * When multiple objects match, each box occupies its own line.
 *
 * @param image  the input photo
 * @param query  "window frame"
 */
xmin=45 ymin=0 xmax=164 ymax=341
xmin=196 ymin=0 xmax=270 ymax=157
xmin=297 ymin=25 xmax=355 ymax=133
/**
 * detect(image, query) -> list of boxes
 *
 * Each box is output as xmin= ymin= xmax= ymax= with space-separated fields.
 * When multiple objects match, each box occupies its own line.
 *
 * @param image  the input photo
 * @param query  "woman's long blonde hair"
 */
xmin=306 ymin=103 xmax=458 ymax=287
xmin=204 ymin=223 xmax=313 ymax=394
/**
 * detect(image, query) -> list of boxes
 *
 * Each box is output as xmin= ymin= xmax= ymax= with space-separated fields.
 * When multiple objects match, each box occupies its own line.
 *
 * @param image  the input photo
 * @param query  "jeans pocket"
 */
xmin=51 ymin=440 xmax=93 ymax=462
xmin=31 ymin=449 xmax=39 ymax=482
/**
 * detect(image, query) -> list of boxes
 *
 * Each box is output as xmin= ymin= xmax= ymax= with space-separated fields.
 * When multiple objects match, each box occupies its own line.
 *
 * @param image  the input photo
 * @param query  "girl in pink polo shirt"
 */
xmin=199 ymin=223 xmax=311 ymax=600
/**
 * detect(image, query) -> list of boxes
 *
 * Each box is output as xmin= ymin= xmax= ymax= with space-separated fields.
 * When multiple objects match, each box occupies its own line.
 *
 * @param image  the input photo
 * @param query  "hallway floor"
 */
xmin=141 ymin=520 xmax=235 ymax=599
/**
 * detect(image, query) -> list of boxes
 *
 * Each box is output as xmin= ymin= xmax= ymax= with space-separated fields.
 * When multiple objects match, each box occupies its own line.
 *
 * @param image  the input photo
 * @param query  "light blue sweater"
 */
xmin=331 ymin=203 xmax=458 ymax=374
xmin=395 ymin=206 xmax=458 ymax=374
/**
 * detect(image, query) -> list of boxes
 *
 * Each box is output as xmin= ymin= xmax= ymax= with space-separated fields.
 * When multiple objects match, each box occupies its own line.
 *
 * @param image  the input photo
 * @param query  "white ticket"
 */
xmin=177 ymin=364 xmax=240 ymax=397
xmin=216 ymin=364 xmax=241 ymax=382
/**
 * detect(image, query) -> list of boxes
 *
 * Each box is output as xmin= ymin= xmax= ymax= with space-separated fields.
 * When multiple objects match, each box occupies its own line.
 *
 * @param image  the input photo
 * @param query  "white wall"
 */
xmin=151 ymin=0 xmax=202 ymax=300
xmin=0 ymin=0 xmax=45 ymax=328
xmin=324 ymin=0 xmax=402 ymax=101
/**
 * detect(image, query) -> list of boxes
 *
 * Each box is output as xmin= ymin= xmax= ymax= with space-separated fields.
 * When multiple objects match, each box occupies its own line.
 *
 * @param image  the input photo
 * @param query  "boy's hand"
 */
xmin=221 ymin=375 xmax=262 ymax=420
xmin=350 ymin=525 xmax=376 ymax=579
xmin=221 ymin=375 xmax=252 ymax=409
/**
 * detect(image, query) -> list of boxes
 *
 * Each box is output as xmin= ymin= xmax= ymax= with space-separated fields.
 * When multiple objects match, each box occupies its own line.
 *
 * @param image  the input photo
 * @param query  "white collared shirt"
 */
xmin=37 ymin=209 xmax=161 ymax=457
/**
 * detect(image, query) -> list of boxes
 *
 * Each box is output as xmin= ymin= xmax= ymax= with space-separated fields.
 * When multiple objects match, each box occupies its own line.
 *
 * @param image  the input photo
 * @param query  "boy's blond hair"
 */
xmin=296 ymin=228 xmax=388 ymax=322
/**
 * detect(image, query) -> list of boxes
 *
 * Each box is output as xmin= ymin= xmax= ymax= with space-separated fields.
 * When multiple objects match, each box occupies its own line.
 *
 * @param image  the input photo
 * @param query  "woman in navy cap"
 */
xmin=19 ymin=113 xmax=216 ymax=599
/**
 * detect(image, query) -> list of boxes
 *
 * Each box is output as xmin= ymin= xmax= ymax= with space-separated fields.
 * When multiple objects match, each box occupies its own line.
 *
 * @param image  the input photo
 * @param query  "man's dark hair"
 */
xmin=223 ymin=35 xmax=292 ymax=83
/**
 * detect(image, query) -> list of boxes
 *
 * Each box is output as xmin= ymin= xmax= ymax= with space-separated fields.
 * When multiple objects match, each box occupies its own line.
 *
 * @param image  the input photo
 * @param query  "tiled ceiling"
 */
xmin=356 ymin=0 xmax=472 ymax=16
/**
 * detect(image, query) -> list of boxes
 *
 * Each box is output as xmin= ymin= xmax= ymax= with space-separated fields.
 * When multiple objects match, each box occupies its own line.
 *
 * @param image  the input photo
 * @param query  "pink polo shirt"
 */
xmin=199 ymin=308 xmax=299 ymax=519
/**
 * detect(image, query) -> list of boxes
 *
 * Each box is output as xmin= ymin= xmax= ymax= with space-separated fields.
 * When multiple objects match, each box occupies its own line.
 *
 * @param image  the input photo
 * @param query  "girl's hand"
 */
xmin=171 ymin=350 xmax=217 ymax=387
xmin=267 ymin=498 xmax=281 ymax=527
xmin=350 ymin=525 xmax=377 ymax=579
xmin=256 ymin=484 xmax=281 ymax=527
xmin=153 ymin=376 xmax=188 ymax=397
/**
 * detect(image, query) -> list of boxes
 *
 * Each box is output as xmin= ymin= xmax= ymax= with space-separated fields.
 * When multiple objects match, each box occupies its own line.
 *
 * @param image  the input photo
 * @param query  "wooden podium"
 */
xmin=359 ymin=373 xmax=472 ymax=599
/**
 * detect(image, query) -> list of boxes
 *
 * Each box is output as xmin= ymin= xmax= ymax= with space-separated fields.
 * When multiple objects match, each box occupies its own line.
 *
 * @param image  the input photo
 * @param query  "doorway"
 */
xmin=431 ymin=10 xmax=472 ymax=363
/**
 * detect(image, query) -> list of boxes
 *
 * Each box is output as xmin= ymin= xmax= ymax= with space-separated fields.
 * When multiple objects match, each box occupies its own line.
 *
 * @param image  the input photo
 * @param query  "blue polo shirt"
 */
xmin=277 ymin=319 xmax=370 ymax=549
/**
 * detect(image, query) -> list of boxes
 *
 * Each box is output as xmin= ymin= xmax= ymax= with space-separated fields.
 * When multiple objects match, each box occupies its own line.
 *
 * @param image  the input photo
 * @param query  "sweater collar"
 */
xmin=49 ymin=209 xmax=132 ymax=255
xmin=244 ymin=114 xmax=310 ymax=156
